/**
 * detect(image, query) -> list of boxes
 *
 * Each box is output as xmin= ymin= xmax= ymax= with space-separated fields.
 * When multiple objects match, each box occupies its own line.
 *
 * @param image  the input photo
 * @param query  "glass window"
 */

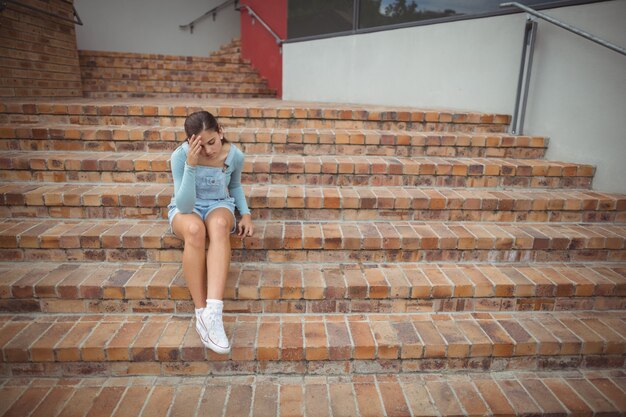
xmin=359 ymin=0 xmax=576 ymax=30
xmin=286 ymin=0 xmax=605 ymax=39
xmin=288 ymin=0 xmax=354 ymax=39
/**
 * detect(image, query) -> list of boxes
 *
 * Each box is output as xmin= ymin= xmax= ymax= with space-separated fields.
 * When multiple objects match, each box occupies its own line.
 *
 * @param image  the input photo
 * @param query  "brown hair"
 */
xmin=184 ymin=111 xmax=227 ymax=143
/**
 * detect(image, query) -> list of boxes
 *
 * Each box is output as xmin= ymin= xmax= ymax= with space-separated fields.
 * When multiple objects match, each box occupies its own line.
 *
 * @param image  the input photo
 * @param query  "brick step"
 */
xmin=78 ymin=50 xmax=251 ymax=66
xmin=4 ymin=89 xmax=83 ymax=98
xmin=82 ymin=91 xmax=278 ymax=100
xmin=80 ymin=61 xmax=258 ymax=74
xmin=80 ymin=61 xmax=258 ymax=73
xmin=1 ymin=262 xmax=624 ymax=314
xmin=1 ymin=219 xmax=624 ymax=263
xmin=211 ymin=46 xmax=242 ymax=54
xmin=213 ymin=48 xmax=240 ymax=57
xmin=1 ymin=311 xmax=624 ymax=371
xmin=0 ymin=67 xmax=82 ymax=83
xmin=209 ymin=51 xmax=242 ymax=60
xmin=1 ymin=58 xmax=79 ymax=79
xmin=80 ymin=69 xmax=268 ymax=83
xmin=0 ymin=125 xmax=548 ymax=158
xmin=75 ymin=45 xmax=271 ymax=101
xmin=212 ymin=45 xmax=241 ymax=52
xmin=84 ymin=60 xmax=256 ymax=71
xmin=81 ymin=77 xmax=269 ymax=90
xmin=205 ymin=54 xmax=243 ymax=61
xmin=2 ymin=183 xmax=624 ymax=223
xmin=81 ymin=82 xmax=274 ymax=95
xmin=212 ymin=43 xmax=241 ymax=51
xmin=0 ymin=152 xmax=595 ymax=189
xmin=0 ymin=99 xmax=511 ymax=132
xmin=0 ymin=78 xmax=83 ymax=90
xmin=214 ymin=48 xmax=240 ymax=55
xmin=1 ymin=371 xmax=625 ymax=416
xmin=208 ymin=47 xmax=242 ymax=55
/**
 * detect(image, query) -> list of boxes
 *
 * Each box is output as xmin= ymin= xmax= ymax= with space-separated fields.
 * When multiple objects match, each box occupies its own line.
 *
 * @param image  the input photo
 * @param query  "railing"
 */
xmin=179 ymin=1 xmax=283 ymax=55
xmin=236 ymin=4 xmax=284 ymax=50
xmin=0 ymin=0 xmax=83 ymax=25
xmin=500 ymin=1 xmax=625 ymax=134
xmin=179 ymin=0 xmax=238 ymax=34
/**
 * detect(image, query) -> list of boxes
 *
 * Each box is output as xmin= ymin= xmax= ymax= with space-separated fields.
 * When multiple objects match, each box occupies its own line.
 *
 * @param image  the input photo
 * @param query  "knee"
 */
xmin=208 ymin=216 xmax=231 ymax=240
xmin=184 ymin=222 xmax=206 ymax=247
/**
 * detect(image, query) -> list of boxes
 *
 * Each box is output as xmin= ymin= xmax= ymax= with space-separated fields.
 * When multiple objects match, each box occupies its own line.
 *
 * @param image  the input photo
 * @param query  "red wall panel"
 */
xmin=240 ymin=0 xmax=287 ymax=97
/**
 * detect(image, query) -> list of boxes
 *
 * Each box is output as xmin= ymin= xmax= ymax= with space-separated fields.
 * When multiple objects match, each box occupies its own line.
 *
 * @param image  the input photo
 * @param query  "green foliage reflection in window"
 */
xmin=360 ymin=0 xmax=457 ymax=28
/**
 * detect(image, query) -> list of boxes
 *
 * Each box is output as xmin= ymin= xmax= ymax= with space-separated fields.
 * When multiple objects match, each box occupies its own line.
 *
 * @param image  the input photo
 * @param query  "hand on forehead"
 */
xmin=196 ymin=129 xmax=221 ymax=143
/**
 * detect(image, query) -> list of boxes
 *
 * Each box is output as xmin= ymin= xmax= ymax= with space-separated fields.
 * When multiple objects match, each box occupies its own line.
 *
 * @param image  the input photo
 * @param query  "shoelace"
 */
xmin=206 ymin=312 xmax=228 ymax=344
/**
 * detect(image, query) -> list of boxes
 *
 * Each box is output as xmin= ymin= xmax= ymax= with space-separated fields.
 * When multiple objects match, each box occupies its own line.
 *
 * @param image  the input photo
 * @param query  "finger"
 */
xmin=192 ymin=140 xmax=202 ymax=154
xmin=247 ymin=225 xmax=254 ymax=236
xmin=237 ymin=223 xmax=243 ymax=236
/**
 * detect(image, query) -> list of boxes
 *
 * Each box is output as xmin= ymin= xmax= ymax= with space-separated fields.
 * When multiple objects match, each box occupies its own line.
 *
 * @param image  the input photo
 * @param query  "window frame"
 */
xmin=284 ymin=0 xmax=610 ymax=43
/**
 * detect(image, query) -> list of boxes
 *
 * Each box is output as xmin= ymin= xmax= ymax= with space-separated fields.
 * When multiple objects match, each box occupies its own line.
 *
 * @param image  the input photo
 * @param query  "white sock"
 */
xmin=205 ymin=299 xmax=223 ymax=313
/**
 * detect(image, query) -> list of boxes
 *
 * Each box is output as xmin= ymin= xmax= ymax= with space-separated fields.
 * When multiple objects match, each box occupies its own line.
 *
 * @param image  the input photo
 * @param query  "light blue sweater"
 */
xmin=170 ymin=142 xmax=250 ymax=215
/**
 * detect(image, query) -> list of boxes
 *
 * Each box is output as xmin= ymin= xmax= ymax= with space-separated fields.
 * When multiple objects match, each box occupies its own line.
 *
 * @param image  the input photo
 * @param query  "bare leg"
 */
xmin=171 ymin=213 xmax=207 ymax=309
xmin=204 ymin=208 xmax=234 ymax=300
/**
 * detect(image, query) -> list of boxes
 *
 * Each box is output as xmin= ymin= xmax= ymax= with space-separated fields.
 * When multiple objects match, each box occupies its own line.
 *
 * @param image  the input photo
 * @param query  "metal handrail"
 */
xmin=179 ymin=0 xmax=237 ymax=34
xmin=500 ymin=2 xmax=625 ymax=134
xmin=0 ymin=0 xmax=83 ymax=25
xmin=510 ymin=18 xmax=538 ymax=135
xmin=500 ymin=2 xmax=625 ymax=56
xmin=237 ymin=4 xmax=283 ymax=47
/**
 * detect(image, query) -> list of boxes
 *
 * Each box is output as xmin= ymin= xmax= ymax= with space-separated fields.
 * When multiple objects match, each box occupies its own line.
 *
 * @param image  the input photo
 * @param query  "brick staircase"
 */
xmin=78 ymin=39 xmax=276 ymax=99
xmin=0 ymin=98 xmax=625 ymax=416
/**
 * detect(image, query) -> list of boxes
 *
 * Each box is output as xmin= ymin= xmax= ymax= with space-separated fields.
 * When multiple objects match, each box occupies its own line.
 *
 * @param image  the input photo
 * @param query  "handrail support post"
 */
xmin=503 ymin=1 xmax=625 ymax=135
xmin=511 ymin=16 xmax=537 ymax=135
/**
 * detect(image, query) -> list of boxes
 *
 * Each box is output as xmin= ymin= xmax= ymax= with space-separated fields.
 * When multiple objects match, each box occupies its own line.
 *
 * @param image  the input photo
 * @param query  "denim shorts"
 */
xmin=168 ymin=197 xmax=236 ymax=234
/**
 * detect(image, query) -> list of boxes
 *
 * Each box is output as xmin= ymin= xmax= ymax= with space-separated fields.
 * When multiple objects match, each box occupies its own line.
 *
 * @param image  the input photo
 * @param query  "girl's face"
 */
xmin=195 ymin=129 xmax=223 ymax=159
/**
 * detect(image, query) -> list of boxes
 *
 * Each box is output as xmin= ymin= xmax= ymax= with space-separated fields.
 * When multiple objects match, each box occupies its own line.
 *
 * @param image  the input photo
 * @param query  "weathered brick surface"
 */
xmin=0 ymin=0 xmax=82 ymax=98
xmin=0 ymin=54 xmax=624 ymax=417
xmin=1 ymin=371 xmax=623 ymax=416
xmin=1 ymin=183 xmax=623 ymax=222
xmin=1 ymin=219 xmax=624 ymax=263
xmin=0 ymin=98 xmax=512 ymax=132
xmin=78 ymin=41 xmax=276 ymax=99
xmin=0 ymin=311 xmax=624 ymax=369
xmin=0 ymin=124 xmax=548 ymax=157
xmin=0 ymin=151 xmax=597 ymax=189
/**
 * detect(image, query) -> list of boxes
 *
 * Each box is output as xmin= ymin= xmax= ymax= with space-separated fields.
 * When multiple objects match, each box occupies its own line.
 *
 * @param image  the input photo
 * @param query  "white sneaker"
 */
xmin=195 ymin=310 xmax=209 ymax=346
xmin=197 ymin=302 xmax=231 ymax=355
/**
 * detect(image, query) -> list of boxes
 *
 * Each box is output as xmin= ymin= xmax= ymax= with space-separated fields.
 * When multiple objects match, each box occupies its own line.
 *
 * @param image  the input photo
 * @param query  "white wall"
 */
xmin=283 ymin=1 xmax=626 ymax=193
xmin=74 ymin=0 xmax=240 ymax=56
xmin=523 ymin=2 xmax=626 ymax=194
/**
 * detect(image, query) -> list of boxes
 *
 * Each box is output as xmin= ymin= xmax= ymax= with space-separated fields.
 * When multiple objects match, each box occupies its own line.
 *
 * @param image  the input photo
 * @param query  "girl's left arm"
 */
xmin=229 ymin=150 xmax=254 ymax=236
xmin=228 ymin=151 xmax=250 ymax=216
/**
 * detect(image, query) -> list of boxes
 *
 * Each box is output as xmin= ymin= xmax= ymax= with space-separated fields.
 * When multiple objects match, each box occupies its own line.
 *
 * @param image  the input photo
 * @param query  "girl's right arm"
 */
xmin=171 ymin=146 xmax=196 ymax=213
